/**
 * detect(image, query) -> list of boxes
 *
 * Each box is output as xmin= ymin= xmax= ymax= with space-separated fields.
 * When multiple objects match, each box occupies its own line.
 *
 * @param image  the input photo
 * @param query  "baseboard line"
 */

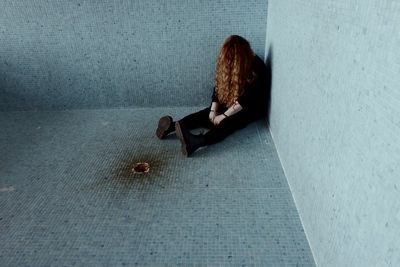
xmin=267 ymin=121 xmax=318 ymax=267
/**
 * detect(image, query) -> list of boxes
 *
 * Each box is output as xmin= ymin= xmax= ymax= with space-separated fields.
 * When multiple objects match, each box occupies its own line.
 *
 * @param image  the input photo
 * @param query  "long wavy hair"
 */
xmin=214 ymin=35 xmax=256 ymax=107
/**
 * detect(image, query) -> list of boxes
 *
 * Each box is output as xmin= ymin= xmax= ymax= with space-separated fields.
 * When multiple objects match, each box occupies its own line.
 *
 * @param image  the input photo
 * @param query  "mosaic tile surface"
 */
xmin=0 ymin=107 xmax=315 ymax=266
xmin=0 ymin=0 xmax=267 ymax=111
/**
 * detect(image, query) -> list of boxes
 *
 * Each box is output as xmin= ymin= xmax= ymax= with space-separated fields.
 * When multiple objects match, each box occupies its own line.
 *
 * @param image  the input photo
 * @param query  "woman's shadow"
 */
xmin=265 ymin=46 xmax=273 ymax=127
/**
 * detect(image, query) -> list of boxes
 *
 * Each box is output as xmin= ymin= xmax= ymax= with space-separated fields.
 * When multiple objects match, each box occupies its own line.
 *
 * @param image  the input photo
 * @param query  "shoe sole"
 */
xmin=156 ymin=116 xmax=172 ymax=139
xmin=175 ymin=122 xmax=188 ymax=157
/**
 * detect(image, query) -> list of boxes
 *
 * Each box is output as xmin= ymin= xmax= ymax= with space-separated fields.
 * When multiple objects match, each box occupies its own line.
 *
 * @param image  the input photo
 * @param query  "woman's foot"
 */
xmin=156 ymin=116 xmax=175 ymax=139
xmin=175 ymin=121 xmax=205 ymax=157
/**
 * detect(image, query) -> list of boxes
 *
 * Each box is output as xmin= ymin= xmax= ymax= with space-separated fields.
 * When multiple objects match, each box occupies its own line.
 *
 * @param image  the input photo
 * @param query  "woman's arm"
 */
xmin=213 ymin=101 xmax=243 ymax=125
xmin=211 ymin=102 xmax=219 ymax=112
xmin=223 ymin=101 xmax=242 ymax=117
xmin=209 ymin=101 xmax=219 ymax=123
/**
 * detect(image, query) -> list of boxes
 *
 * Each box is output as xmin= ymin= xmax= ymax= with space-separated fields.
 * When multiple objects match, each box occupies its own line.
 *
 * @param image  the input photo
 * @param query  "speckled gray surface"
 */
xmin=266 ymin=0 xmax=400 ymax=266
xmin=0 ymin=107 xmax=315 ymax=266
xmin=0 ymin=0 xmax=267 ymax=111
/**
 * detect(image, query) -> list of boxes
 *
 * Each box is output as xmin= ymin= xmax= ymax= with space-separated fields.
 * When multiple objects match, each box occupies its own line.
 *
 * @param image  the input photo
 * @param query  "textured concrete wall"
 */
xmin=266 ymin=0 xmax=400 ymax=266
xmin=0 ymin=0 xmax=267 ymax=111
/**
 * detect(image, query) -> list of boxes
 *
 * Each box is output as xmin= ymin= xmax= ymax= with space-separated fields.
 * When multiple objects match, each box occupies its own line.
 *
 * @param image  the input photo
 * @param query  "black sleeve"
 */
xmin=237 ymin=56 xmax=268 ymax=113
xmin=237 ymin=83 xmax=255 ymax=110
xmin=237 ymin=75 xmax=268 ymax=112
xmin=211 ymin=87 xmax=219 ymax=103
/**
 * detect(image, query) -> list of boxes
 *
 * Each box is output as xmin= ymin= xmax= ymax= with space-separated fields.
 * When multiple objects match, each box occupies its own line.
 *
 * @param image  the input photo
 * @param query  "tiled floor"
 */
xmin=0 ymin=107 xmax=315 ymax=266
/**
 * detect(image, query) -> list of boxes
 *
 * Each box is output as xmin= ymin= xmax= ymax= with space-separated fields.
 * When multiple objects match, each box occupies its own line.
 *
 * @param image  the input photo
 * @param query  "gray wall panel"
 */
xmin=266 ymin=0 xmax=400 ymax=266
xmin=0 ymin=0 xmax=268 ymax=111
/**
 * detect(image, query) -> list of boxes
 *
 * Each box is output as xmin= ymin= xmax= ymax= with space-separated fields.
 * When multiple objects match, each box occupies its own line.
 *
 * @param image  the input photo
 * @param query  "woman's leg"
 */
xmin=178 ymin=107 xmax=215 ymax=130
xmin=175 ymin=106 xmax=256 ymax=157
xmin=157 ymin=107 xmax=215 ymax=139
xmin=203 ymin=110 xmax=260 ymax=145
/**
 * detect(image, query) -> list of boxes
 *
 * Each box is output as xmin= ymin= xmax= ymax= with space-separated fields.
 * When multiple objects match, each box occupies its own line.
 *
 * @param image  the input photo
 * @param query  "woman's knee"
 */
xmin=219 ymin=113 xmax=252 ymax=130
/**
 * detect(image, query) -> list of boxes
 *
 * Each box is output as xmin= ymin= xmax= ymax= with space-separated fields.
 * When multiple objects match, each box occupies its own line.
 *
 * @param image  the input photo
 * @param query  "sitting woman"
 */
xmin=156 ymin=35 xmax=269 ymax=157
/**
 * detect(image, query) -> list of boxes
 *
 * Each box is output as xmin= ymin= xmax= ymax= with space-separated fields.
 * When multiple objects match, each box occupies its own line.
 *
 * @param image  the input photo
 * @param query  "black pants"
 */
xmin=179 ymin=106 xmax=261 ymax=145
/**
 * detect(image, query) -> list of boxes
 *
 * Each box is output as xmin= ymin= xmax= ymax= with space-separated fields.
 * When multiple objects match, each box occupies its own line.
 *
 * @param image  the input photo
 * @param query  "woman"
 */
xmin=156 ymin=35 xmax=269 ymax=157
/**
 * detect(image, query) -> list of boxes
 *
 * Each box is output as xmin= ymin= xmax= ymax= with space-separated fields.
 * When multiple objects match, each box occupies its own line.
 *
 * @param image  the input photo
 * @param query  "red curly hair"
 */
xmin=214 ymin=35 xmax=256 ymax=107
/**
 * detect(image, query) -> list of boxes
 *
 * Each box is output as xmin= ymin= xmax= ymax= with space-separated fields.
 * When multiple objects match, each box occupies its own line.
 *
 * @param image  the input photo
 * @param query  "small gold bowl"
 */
xmin=132 ymin=162 xmax=150 ymax=174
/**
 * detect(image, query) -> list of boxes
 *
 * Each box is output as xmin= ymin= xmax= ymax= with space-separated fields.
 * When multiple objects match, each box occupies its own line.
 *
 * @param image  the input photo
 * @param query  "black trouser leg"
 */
xmin=178 ymin=106 xmax=259 ymax=146
xmin=178 ymin=107 xmax=215 ymax=130
xmin=203 ymin=109 xmax=259 ymax=145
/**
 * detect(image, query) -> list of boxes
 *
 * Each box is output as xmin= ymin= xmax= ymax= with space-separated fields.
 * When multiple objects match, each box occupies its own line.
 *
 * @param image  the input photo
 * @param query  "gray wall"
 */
xmin=0 ymin=0 xmax=268 ymax=111
xmin=266 ymin=0 xmax=400 ymax=266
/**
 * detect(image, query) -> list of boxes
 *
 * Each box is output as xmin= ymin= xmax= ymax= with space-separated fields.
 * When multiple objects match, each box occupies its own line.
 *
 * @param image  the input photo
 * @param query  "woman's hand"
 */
xmin=213 ymin=114 xmax=226 ymax=126
xmin=209 ymin=110 xmax=217 ymax=123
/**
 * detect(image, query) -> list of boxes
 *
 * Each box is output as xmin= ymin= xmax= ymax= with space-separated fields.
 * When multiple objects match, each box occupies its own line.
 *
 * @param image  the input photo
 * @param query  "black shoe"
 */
xmin=156 ymin=116 xmax=175 ymax=139
xmin=175 ymin=121 xmax=205 ymax=157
